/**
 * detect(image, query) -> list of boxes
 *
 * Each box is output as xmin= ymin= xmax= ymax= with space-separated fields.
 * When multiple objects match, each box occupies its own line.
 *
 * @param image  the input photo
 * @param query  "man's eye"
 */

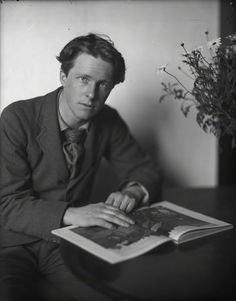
xmin=99 ymin=81 xmax=108 ymax=89
xmin=78 ymin=76 xmax=89 ymax=84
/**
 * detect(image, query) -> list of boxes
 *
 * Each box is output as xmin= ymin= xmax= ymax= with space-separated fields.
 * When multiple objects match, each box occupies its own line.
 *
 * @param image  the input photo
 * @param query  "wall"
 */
xmin=0 ymin=0 xmax=219 ymax=187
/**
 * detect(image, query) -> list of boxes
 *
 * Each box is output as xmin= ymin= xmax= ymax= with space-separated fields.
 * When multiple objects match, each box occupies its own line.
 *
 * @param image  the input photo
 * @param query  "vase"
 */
xmin=218 ymin=133 xmax=236 ymax=186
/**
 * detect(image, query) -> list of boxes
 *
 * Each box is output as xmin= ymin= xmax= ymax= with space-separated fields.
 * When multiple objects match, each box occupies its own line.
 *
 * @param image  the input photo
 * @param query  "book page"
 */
xmin=52 ymin=201 xmax=232 ymax=263
xmin=52 ymin=204 xmax=176 ymax=263
xmin=68 ymin=225 xmax=170 ymax=263
xmin=155 ymin=201 xmax=233 ymax=241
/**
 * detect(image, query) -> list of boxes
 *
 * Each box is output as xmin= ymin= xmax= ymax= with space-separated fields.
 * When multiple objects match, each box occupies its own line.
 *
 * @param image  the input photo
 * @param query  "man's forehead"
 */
xmin=71 ymin=53 xmax=113 ymax=78
xmin=75 ymin=52 xmax=112 ymax=66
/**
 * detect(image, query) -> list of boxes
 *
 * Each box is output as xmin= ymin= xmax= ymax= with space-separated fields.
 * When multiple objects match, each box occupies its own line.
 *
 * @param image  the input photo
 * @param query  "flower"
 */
xmin=159 ymin=31 xmax=236 ymax=140
xmin=156 ymin=64 xmax=168 ymax=73
xmin=207 ymin=37 xmax=221 ymax=49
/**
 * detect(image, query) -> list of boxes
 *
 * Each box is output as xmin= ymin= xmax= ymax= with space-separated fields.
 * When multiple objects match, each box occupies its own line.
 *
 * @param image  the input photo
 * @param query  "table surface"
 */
xmin=61 ymin=187 xmax=236 ymax=301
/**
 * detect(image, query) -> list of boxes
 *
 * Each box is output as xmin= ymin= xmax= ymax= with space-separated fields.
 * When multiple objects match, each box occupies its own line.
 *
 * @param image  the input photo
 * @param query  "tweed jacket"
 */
xmin=0 ymin=87 xmax=161 ymax=247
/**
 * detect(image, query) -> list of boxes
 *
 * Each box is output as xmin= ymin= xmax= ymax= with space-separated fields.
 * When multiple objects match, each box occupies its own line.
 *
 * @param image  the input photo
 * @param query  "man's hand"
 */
xmin=105 ymin=191 xmax=137 ymax=213
xmin=63 ymin=203 xmax=135 ymax=229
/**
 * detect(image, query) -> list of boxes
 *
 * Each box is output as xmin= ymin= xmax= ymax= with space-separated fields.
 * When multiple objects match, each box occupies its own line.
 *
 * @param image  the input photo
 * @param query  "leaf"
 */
xmin=196 ymin=112 xmax=205 ymax=127
xmin=181 ymin=103 xmax=191 ymax=117
xmin=159 ymin=95 xmax=167 ymax=103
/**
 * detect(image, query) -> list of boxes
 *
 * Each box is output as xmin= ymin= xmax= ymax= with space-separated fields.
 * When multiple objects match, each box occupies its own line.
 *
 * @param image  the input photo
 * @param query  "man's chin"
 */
xmin=75 ymin=113 xmax=93 ymax=124
xmin=75 ymin=106 xmax=103 ymax=122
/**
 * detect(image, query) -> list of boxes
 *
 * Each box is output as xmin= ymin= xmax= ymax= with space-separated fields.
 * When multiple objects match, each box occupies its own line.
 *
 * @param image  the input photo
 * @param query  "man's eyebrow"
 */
xmin=75 ymin=73 xmax=91 ymax=77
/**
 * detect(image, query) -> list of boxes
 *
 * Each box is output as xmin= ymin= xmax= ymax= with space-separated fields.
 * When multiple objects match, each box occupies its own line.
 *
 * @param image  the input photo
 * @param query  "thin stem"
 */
xmin=164 ymin=70 xmax=193 ymax=94
xmin=199 ymin=53 xmax=219 ymax=78
xmin=181 ymin=44 xmax=197 ymax=76
xmin=178 ymin=66 xmax=194 ymax=80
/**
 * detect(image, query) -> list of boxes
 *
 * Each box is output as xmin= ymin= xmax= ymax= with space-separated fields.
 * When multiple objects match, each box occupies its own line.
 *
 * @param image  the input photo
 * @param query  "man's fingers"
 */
xmin=98 ymin=212 xmax=133 ymax=228
xmin=119 ymin=195 xmax=133 ymax=211
xmin=105 ymin=193 xmax=136 ymax=212
xmin=65 ymin=202 xmax=135 ymax=229
xmin=105 ymin=192 xmax=124 ymax=208
xmin=112 ymin=197 xmax=123 ymax=208
xmin=92 ymin=218 xmax=115 ymax=230
xmin=105 ymin=197 xmax=114 ymax=205
xmin=105 ymin=192 xmax=119 ymax=205
xmin=103 ymin=208 xmax=134 ymax=225
xmin=104 ymin=204 xmax=124 ymax=212
xmin=126 ymin=198 xmax=136 ymax=213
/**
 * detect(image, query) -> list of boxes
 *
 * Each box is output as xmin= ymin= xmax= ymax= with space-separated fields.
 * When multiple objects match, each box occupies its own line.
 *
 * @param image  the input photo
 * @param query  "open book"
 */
xmin=52 ymin=201 xmax=233 ymax=264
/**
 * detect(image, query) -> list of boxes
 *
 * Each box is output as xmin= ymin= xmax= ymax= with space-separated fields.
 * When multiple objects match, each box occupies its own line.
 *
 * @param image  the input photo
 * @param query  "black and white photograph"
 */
xmin=0 ymin=1 xmax=236 ymax=300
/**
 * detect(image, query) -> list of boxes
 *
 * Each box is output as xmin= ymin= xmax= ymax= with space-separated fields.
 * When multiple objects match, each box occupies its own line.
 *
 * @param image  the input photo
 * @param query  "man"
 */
xmin=0 ymin=33 xmax=161 ymax=301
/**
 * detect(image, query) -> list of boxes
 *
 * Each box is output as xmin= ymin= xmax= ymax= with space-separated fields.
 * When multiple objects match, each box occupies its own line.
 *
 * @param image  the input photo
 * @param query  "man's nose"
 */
xmin=86 ymin=82 xmax=97 ymax=100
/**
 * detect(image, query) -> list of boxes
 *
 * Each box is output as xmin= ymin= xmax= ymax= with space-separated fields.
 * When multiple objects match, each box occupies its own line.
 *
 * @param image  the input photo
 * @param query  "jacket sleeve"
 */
xmin=104 ymin=109 xmax=162 ymax=204
xmin=0 ymin=105 xmax=68 ymax=242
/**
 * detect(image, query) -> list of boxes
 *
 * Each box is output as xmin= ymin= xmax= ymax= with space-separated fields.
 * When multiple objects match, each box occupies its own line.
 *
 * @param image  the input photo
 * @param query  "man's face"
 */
xmin=60 ymin=53 xmax=114 ymax=126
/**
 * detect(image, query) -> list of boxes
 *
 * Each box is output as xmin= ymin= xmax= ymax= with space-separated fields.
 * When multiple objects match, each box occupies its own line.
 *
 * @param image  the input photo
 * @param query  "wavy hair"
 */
xmin=56 ymin=33 xmax=126 ymax=86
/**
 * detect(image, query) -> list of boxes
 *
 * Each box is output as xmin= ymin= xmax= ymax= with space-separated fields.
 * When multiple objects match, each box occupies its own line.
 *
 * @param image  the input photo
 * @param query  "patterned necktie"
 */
xmin=62 ymin=128 xmax=87 ymax=179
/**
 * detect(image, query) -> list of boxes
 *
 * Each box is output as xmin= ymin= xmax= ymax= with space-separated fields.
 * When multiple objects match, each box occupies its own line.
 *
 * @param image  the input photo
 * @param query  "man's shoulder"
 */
xmin=1 ymin=87 xmax=60 ymax=120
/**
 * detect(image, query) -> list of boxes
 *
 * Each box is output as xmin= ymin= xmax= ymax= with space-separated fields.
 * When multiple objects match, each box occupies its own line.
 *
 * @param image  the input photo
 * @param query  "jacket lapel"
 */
xmin=36 ymin=88 xmax=69 ymax=180
xmin=35 ymin=88 xmax=104 ymax=194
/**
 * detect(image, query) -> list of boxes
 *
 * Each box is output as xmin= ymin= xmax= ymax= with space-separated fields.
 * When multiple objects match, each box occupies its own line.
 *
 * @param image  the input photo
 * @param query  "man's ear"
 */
xmin=60 ymin=70 xmax=67 ymax=87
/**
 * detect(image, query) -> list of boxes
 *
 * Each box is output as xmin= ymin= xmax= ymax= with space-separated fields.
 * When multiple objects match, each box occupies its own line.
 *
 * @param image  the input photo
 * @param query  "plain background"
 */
xmin=0 ymin=0 xmax=219 ymax=188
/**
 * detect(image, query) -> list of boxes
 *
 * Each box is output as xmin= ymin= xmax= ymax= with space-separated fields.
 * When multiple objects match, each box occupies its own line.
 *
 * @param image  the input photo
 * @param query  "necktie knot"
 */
xmin=62 ymin=128 xmax=87 ymax=178
xmin=63 ymin=128 xmax=87 ymax=144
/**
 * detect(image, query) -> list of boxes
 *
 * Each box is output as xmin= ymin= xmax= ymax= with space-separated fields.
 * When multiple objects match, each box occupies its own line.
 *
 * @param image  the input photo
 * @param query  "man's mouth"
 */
xmin=79 ymin=102 xmax=94 ymax=109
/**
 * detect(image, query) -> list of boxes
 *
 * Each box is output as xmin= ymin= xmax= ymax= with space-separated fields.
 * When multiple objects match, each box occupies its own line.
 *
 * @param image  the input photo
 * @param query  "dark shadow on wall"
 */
xmin=131 ymin=104 xmax=183 ymax=188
